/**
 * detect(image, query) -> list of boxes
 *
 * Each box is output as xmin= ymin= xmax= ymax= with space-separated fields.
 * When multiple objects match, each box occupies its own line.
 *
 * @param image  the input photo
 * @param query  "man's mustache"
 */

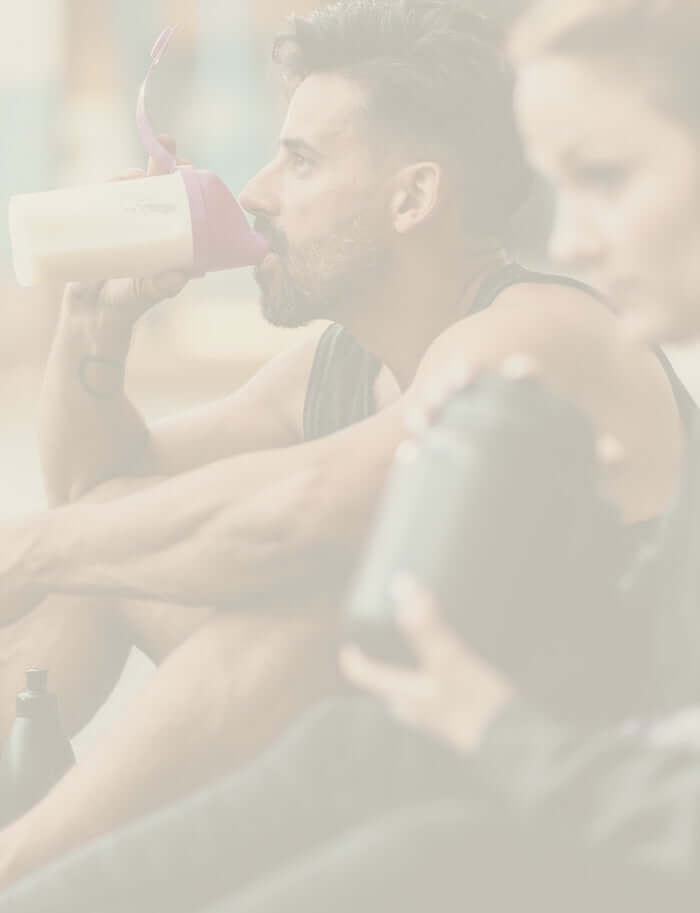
xmin=254 ymin=218 xmax=288 ymax=256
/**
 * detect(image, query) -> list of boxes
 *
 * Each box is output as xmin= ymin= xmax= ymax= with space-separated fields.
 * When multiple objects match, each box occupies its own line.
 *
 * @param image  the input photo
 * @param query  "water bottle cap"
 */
xmin=13 ymin=669 xmax=55 ymax=717
xmin=25 ymin=669 xmax=47 ymax=692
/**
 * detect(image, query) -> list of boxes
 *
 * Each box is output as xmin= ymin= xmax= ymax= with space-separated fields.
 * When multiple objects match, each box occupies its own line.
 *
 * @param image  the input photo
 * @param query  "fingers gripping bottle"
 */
xmin=0 ymin=670 xmax=75 ymax=827
xmin=8 ymin=26 xmax=268 ymax=286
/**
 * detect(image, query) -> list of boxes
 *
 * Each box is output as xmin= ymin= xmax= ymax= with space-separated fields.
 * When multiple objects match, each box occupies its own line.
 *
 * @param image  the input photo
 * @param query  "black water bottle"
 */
xmin=345 ymin=374 xmax=639 ymax=720
xmin=0 ymin=669 xmax=75 ymax=826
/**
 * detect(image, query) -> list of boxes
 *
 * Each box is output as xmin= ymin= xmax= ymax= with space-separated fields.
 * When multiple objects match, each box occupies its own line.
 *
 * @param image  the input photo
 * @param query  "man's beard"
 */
xmin=253 ymin=215 xmax=391 ymax=328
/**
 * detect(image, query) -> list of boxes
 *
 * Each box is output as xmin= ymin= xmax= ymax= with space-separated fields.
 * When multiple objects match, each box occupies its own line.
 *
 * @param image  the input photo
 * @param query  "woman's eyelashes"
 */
xmin=571 ymin=161 xmax=632 ymax=196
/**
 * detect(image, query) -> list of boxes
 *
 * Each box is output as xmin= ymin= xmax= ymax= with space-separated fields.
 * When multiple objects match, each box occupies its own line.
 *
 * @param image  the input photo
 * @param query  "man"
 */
xmin=0 ymin=0 xmax=684 ymax=887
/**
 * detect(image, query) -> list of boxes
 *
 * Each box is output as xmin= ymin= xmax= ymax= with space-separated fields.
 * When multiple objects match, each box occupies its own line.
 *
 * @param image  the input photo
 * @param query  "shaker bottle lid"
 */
xmin=136 ymin=26 xmax=268 ymax=275
xmin=179 ymin=168 xmax=269 ymax=274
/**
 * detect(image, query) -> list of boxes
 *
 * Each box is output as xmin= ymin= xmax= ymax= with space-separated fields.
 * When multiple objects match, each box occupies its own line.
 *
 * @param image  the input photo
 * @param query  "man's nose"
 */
xmin=239 ymin=160 xmax=281 ymax=218
xmin=548 ymin=199 xmax=605 ymax=271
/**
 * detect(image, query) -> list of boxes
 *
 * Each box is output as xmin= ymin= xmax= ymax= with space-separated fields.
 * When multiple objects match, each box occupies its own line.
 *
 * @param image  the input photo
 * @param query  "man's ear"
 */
xmin=389 ymin=162 xmax=442 ymax=234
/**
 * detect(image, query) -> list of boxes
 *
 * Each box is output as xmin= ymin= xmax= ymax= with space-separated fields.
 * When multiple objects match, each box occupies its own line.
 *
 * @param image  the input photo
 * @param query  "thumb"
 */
xmin=152 ymin=270 xmax=189 ymax=298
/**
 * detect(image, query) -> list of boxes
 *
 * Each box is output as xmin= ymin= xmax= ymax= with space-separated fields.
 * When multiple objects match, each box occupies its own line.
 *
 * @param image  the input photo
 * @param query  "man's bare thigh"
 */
xmin=117 ymin=599 xmax=219 ymax=664
xmin=117 ymin=587 xmax=341 ymax=666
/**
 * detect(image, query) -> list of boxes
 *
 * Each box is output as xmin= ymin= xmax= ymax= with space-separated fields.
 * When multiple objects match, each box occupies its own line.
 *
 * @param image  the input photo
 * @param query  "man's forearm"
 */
xmin=39 ymin=291 xmax=151 ymax=505
xmin=30 ymin=408 xmax=402 ymax=610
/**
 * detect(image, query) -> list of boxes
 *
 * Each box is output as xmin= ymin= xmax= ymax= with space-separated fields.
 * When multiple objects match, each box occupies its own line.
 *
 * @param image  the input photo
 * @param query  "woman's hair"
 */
xmin=271 ymin=0 xmax=532 ymax=238
xmin=509 ymin=0 xmax=700 ymax=128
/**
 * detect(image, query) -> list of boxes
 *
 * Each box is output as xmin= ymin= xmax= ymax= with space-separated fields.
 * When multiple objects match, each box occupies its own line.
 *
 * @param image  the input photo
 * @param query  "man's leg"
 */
xmin=0 ymin=698 xmax=468 ymax=913
xmin=0 ymin=608 xmax=338 ymax=888
xmin=0 ymin=590 xmax=214 ymax=747
xmin=0 ymin=595 xmax=130 ymax=741
xmin=0 ymin=476 xmax=190 ymax=745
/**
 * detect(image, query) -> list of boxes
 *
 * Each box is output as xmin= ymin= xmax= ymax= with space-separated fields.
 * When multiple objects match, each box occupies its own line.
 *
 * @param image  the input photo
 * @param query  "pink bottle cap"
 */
xmin=136 ymin=26 xmax=268 ymax=275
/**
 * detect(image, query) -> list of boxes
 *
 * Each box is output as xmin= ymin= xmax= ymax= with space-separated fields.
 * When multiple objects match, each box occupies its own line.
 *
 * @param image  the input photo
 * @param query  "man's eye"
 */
xmin=291 ymin=153 xmax=312 ymax=175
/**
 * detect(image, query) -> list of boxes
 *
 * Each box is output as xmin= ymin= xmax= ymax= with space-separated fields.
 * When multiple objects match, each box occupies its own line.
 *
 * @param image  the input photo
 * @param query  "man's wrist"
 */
xmin=60 ymin=293 xmax=134 ymax=357
xmin=58 ymin=290 xmax=133 ymax=397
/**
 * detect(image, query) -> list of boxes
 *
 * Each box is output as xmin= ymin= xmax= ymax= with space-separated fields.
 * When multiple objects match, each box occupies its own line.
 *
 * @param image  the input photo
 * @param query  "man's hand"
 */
xmin=340 ymin=577 xmax=514 ymax=754
xmin=61 ymin=134 xmax=191 ymax=330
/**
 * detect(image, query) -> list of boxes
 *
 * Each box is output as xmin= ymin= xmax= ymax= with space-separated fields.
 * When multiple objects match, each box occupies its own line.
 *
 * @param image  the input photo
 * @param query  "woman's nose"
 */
xmin=548 ymin=199 xmax=605 ymax=270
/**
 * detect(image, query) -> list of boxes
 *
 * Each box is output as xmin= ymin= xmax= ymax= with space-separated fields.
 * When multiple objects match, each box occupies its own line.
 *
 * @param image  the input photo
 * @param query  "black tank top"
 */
xmin=303 ymin=262 xmax=696 ymax=440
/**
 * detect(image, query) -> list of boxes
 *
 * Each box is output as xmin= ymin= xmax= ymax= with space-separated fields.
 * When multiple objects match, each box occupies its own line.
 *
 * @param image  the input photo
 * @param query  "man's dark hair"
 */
xmin=273 ymin=0 xmax=532 ymax=238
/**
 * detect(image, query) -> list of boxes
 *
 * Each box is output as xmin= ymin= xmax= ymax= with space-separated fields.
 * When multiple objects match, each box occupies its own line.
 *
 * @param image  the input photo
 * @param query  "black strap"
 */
xmin=470 ymin=262 xmax=602 ymax=317
xmin=470 ymin=263 xmax=697 ymax=432
xmin=303 ymin=324 xmax=382 ymax=442
xmin=302 ymin=264 xmax=696 ymax=444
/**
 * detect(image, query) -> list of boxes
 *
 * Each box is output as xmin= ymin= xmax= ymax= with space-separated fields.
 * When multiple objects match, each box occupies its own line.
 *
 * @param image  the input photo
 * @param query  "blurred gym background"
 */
xmin=0 ymin=0 xmax=698 ymax=751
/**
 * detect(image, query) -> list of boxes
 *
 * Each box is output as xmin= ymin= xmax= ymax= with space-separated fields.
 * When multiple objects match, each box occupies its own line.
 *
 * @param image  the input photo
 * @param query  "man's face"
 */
xmin=240 ymin=73 xmax=393 ymax=328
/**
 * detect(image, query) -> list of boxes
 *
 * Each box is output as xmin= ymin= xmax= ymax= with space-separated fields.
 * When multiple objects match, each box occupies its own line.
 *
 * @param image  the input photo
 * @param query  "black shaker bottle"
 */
xmin=345 ymin=374 xmax=647 ymax=720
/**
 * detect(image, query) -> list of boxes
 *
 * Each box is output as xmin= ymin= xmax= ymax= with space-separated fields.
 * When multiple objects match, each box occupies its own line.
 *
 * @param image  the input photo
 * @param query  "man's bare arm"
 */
xmin=38 ymin=143 xmax=192 ymax=505
xmin=29 ymin=402 xmax=406 ymax=611
xmin=39 ymin=278 xmax=320 ymax=505
xmin=13 ymin=283 xmax=682 ymax=619
xmin=39 ymin=137 xmax=316 ymax=505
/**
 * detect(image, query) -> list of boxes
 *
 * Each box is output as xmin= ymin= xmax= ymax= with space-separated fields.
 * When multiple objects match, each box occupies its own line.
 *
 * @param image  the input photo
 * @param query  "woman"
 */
xmin=343 ymin=0 xmax=700 ymax=895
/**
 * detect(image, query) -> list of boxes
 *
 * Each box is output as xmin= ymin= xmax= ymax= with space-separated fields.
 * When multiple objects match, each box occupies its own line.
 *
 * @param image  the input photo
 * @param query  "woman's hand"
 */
xmin=340 ymin=577 xmax=514 ymax=754
xmin=341 ymin=352 xmax=624 ymax=753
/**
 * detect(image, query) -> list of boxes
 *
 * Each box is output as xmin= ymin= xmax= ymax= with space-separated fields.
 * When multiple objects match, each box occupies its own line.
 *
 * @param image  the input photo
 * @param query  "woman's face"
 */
xmin=514 ymin=54 xmax=700 ymax=344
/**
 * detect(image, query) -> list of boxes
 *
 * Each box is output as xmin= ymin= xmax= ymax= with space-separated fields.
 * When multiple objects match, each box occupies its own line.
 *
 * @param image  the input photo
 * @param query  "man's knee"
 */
xmin=0 ymin=594 xmax=130 ymax=736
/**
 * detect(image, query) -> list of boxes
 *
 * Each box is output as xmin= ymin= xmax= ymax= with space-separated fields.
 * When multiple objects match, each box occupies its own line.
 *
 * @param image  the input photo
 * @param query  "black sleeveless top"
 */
xmin=303 ymin=262 xmax=696 ymax=441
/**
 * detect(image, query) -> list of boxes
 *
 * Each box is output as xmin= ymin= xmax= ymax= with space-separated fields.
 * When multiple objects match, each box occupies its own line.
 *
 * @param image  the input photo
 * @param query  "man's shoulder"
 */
xmin=411 ymin=273 xmax=682 ymax=524
xmin=417 ymin=275 xmax=619 ymax=383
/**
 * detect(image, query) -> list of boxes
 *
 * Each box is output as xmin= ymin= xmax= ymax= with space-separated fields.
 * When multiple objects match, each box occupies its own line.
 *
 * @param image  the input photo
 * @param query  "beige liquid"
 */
xmin=9 ymin=172 xmax=194 ymax=286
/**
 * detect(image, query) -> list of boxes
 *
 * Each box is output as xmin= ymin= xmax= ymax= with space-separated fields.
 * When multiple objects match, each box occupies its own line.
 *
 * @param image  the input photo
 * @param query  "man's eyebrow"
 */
xmin=279 ymin=137 xmax=323 ymax=159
